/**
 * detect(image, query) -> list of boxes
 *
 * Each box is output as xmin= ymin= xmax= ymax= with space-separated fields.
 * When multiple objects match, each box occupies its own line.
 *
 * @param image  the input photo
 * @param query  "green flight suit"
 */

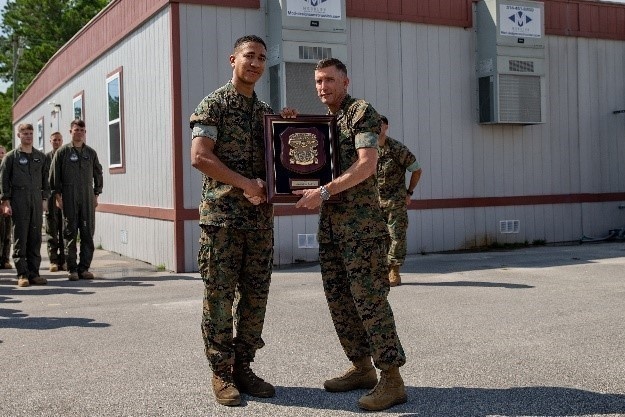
xmin=45 ymin=149 xmax=65 ymax=267
xmin=49 ymin=143 xmax=103 ymax=275
xmin=0 ymin=147 xmax=50 ymax=278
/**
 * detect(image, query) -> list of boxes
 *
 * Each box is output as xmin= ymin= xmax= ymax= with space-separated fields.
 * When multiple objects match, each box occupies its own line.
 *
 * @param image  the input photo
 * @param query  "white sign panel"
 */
xmin=286 ymin=0 xmax=342 ymax=20
xmin=499 ymin=4 xmax=542 ymax=38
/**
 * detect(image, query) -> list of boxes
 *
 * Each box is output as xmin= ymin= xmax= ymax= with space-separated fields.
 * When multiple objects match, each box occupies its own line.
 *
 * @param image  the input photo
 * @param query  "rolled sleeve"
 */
xmin=192 ymin=124 xmax=218 ymax=140
xmin=354 ymin=131 xmax=379 ymax=149
xmin=407 ymin=161 xmax=421 ymax=172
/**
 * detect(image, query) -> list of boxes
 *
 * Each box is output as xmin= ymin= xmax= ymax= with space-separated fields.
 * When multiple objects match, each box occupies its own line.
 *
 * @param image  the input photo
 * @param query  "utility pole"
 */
xmin=12 ymin=34 xmax=22 ymax=103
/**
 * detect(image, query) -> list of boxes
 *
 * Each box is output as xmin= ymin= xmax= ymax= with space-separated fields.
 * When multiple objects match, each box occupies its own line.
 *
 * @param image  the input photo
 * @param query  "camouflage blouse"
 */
xmin=190 ymin=82 xmax=273 ymax=230
xmin=318 ymin=95 xmax=388 ymax=244
xmin=377 ymin=136 xmax=419 ymax=204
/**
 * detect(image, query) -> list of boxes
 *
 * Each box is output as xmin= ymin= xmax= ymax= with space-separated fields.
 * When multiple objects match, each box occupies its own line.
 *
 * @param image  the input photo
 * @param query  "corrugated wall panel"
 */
xmin=545 ymin=0 xmax=625 ymax=40
xmin=346 ymin=0 xmax=471 ymax=27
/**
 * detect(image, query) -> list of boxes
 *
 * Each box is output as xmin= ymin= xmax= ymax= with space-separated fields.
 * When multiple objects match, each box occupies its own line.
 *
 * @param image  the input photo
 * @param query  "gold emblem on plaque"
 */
xmin=289 ymin=133 xmax=318 ymax=166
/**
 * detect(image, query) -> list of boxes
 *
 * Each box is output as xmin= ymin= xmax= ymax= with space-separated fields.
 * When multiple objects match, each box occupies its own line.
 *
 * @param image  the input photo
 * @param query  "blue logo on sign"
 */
xmin=509 ymin=11 xmax=532 ymax=27
xmin=308 ymin=0 xmax=327 ymax=7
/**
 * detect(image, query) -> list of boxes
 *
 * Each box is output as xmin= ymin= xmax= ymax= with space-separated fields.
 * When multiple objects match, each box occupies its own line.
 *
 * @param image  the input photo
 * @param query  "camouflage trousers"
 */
xmin=319 ymin=238 xmax=406 ymax=370
xmin=198 ymin=225 xmax=273 ymax=371
xmin=381 ymin=204 xmax=408 ymax=266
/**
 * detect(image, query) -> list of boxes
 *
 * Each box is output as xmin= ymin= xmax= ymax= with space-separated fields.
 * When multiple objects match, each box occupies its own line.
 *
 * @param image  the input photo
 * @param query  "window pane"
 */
xmin=109 ymin=122 xmax=121 ymax=166
xmin=37 ymin=120 xmax=44 ymax=150
xmin=107 ymin=77 xmax=120 ymax=121
xmin=74 ymin=97 xmax=83 ymax=120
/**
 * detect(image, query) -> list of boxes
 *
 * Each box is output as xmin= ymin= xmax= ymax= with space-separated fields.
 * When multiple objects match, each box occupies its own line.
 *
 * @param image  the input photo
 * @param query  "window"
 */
xmin=73 ymin=91 xmax=84 ymax=121
xmin=106 ymin=68 xmax=125 ymax=173
xmin=36 ymin=118 xmax=44 ymax=151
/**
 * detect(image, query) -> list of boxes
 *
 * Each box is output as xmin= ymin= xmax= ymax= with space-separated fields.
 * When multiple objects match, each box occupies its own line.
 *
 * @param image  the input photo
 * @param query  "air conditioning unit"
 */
xmin=476 ymin=0 xmax=546 ymax=124
xmin=267 ymin=0 xmax=347 ymax=114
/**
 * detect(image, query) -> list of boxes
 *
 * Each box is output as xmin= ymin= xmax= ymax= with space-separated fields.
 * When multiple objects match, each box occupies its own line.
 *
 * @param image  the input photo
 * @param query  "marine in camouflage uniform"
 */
xmin=377 ymin=116 xmax=421 ymax=286
xmin=294 ymin=58 xmax=406 ymax=411
xmin=191 ymin=80 xmax=273 ymax=370
xmin=189 ymin=35 xmax=279 ymax=407
xmin=0 ymin=124 xmax=50 ymax=286
xmin=49 ymin=120 xmax=103 ymax=280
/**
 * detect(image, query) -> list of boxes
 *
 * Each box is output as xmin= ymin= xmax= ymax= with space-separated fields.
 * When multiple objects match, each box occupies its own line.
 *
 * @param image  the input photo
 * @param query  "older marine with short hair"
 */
xmin=295 ymin=58 xmax=407 ymax=412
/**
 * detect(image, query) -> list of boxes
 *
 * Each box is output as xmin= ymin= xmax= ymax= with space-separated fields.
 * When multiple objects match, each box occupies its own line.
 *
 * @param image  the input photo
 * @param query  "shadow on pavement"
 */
xmin=402 ymin=242 xmax=625 ymax=275
xmin=0 ymin=315 xmax=109 ymax=330
xmin=263 ymin=385 xmax=625 ymax=416
xmin=401 ymin=280 xmax=534 ymax=289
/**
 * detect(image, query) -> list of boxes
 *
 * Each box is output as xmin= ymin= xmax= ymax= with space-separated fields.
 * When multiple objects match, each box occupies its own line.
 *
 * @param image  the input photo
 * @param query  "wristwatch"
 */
xmin=319 ymin=185 xmax=331 ymax=201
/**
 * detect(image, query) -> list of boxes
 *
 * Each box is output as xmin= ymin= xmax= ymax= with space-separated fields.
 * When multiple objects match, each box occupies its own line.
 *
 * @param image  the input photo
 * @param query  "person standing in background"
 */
xmin=49 ymin=119 xmax=103 ymax=281
xmin=45 ymin=132 xmax=65 ymax=272
xmin=376 ymin=115 xmax=422 ymax=286
xmin=0 ymin=145 xmax=12 ymax=270
xmin=0 ymin=124 xmax=50 ymax=287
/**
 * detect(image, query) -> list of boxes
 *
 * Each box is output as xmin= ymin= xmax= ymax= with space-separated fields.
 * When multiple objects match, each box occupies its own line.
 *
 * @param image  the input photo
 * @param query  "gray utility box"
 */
xmin=267 ymin=0 xmax=347 ymax=114
xmin=476 ymin=0 xmax=546 ymax=124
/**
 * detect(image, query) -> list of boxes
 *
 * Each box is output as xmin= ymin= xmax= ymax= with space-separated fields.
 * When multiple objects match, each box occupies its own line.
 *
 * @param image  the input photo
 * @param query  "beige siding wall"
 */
xmin=97 ymin=213 xmax=175 ymax=269
xmin=179 ymin=4 xmax=269 ymax=211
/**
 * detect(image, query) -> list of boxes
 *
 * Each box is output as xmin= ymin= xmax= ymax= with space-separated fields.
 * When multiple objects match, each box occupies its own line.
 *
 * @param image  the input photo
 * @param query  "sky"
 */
xmin=0 ymin=0 xmax=623 ymax=93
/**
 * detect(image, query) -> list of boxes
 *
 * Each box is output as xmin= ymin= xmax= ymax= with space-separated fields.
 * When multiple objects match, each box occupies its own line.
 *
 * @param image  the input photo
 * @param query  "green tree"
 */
xmin=0 ymin=0 xmax=109 ymax=149
xmin=0 ymin=91 xmax=12 ymax=148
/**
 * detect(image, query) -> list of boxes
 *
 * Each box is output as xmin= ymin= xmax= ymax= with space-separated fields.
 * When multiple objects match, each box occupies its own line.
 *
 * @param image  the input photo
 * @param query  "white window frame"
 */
xmin=73 ymin=91 xmax=84 ymax=121
xmin=106 ymin=68 xmax=125 ymax=173
xmin=36 ymin=117 xmax=44 ymax=151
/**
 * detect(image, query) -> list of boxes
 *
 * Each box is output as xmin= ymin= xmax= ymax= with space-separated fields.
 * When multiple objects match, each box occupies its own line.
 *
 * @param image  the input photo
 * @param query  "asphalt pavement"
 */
xmin=2 ymin=242 xmax=625 ymax=417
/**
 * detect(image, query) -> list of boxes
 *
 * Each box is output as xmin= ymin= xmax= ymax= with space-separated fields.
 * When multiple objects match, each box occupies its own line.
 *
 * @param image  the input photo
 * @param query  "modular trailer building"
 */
xmin=12 ymin=0 xmax=625 ymax=272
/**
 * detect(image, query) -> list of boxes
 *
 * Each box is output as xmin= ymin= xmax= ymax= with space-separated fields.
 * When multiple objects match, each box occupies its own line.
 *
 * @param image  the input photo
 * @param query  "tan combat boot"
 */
xmin=358 ymin=366 xmax=407 ymax=411
xmin=323 ymin=356 xmax=378 ymax=392
xmin=233 ymin=363 xmax=275 ymax=398
xmin=389 ymin=265 xmax=401 ymax=287
xmin=212 ymin=368 xmax=241 ymax=406
xmin=31 ymin=276 xmax=48 ymax=285
xmin=17 ymin=275 xmax=29 ymax=287
xmin=80 ymin=271 xmax=95 ymax=280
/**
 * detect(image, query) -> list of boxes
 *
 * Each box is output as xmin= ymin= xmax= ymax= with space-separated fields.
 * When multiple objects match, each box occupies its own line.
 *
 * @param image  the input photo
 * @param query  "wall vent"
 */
xmin=509 ymin=59 xmax=534 ymax=72
xmin=298 ymin=45 xmax=332 ymax=60
xmin=499 ymin=220 xmax=520 ymax=234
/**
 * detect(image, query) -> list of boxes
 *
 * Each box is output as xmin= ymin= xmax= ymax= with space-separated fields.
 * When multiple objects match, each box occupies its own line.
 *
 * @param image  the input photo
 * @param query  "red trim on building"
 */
xmin=97 ymin=203 xmax=176 ymax=221
xmin=544 ymin=0 xmax=625 ymax=40
xmin=346 ymin=0 xmax=473 ymax=28
xmin=170 ymin=3 xmax=187 ymax=273
xmin=408 ymin=193 xmax=625 ymax=210
xmin=98 ymin=193 xmax=625 ymax=221
xmin=176 ymin=0 xmax=259 ymax=6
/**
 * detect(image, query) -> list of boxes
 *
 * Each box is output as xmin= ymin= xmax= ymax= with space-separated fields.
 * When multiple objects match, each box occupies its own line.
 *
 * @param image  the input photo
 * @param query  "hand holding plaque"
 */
xmin=264 ymin=115 xmax=340 ymax=203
